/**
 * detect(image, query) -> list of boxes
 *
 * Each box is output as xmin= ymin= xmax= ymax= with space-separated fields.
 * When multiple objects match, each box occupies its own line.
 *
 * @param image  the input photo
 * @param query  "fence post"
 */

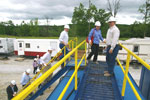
xmin=121 ymin=52 xmax=131 ymax=96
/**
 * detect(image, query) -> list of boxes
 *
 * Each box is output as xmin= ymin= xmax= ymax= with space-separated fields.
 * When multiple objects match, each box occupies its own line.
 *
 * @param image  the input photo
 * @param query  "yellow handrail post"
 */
xmin=75 ymin=48 xmax=78 ymax=90
xmin=85 ymin=42 xmax=87 ymax=66
xmin=58 ymin=54 xmax=86 ymax=100
xmin=121 ymin=52 xmax=131 ymax=96
xmin=69 ymin=41 xmax=72 ymax=61
xmin=64 ymin=46 xmax=66 ymax=66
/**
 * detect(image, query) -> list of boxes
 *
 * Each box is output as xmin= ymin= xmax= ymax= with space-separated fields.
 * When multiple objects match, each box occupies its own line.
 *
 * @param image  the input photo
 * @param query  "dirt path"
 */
xmin=0 ymin=56 xmax=59 ymax=100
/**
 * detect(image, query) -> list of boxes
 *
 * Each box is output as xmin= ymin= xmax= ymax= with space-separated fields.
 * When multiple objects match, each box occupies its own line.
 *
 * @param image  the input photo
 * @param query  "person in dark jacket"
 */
xmin=6 ymin=80 xmax=18 ymax=100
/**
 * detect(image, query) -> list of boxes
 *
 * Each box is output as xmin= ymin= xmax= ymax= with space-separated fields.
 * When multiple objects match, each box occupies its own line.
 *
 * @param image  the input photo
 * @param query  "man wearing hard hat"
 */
xmin=40 ymin=47 xmax=53 ymax=84
xmin=104 ymin=16 xmax=120 ymax=77
xmin=20 ymin=69 xmax=31 ymax=87
xmin=6 ymin=80 xmax=18 ymax=100
xmin=87 ymin=21 xmax=105 ymax=64
xmin=59 ymin=24 xmax=70 ymax=68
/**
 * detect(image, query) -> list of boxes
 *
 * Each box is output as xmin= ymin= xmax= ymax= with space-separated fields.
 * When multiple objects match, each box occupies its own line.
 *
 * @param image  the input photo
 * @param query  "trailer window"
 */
xmin=26 ymin=43 xmax=30 ymax=48
xmin=0 ymin=40 xmax=1 ymax=44
xmin=0 ymin=46 xmax=3 ymax=48
xmin=133 ymin=45 xmax=139 ymax=52
xmin=19 ymin=43 xmax=22 ymax=47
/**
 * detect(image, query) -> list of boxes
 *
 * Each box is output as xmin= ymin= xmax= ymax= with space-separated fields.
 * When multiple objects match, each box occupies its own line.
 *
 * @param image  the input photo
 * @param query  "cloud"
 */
xmin=0 ymin=0 xmax=145 ymax=25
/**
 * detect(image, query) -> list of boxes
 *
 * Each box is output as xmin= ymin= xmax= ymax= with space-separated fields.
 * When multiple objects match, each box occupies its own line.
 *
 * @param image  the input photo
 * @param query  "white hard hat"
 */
xmin=108 ymin=16 xmax=116 ymax=22
xmin=26 ymin=69 xmax=31 ymax=73
xmin=48 ymin=47 xmax=52 ymax=51
xmin=64 ymin=24 xmax=70 ymax=29
xmin=36 ymin=68 xmax=40 ymax=73
xmin=95 ymin=21 xmax=101 ymax=26
xmin=34 ymin=58 xmax=37 ymax=61
xmin=11 ymin=80 xmax=16 ymax=85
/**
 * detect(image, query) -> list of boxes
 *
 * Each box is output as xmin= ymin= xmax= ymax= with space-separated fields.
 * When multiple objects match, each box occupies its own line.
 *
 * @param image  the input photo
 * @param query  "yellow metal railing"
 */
xmin=15 ymin=37 xmax=77 ymax=97
xmin=12 ymin=39 xmax=86 ymax=100
xmin=117 ymin=43 xmax=150 ymax=100
xmin=58 ymin=40 xmax=86 ymax=100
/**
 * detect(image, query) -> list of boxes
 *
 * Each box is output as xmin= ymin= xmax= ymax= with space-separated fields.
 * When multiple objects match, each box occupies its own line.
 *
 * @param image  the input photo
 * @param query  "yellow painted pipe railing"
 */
xmin=58 ymin=54 xmax=86 ymax=100
xmin=16 ymin=38 xmax=77 ymax=95
xmin=117 ymin=43 xmax=150 ymax=100
xmin=58 ymin=40 xmax=86 ymax=100
xmin=12 ymin=40 xmax=86 ymax=100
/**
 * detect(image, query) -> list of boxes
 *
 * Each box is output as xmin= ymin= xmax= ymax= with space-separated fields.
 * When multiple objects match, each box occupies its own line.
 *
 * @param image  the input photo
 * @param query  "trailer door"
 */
xmin=18 ymin=41 xmax=25 ymax=55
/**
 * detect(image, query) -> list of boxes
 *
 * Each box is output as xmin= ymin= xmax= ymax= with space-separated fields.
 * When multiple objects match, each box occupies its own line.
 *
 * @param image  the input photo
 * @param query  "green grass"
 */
xmin=0 ymin=35 xmax=59 ymax=39
xmin=0 ymin=35 xmax=128 ymax=50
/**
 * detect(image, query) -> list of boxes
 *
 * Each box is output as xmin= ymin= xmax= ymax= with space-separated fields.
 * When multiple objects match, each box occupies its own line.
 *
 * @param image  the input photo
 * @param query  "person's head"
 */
xmin=25 ymin=69 xmax=31 ymax=75
xmin=64 ymin=25 xmax=70 ymax=32
xmin=34 ymin=58 xmax=37 ymax=62
xmin=10 ymin=80 xmax=16 ymax=87
xmin=108 ymin=16 xmax=116 ymax=27
xmin=37 ymin=55 xmax=39 ymax=58
xmin=48 ymin=47 xmax=52 ymax=54
xmin=95 ymin=21 xmax=101 ymax=30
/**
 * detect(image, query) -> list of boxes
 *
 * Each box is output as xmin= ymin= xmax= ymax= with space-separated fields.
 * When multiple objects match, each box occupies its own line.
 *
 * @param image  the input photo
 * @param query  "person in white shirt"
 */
xmin=40 ymin=47 xmax=53 ymax=84
xmin=59 ymin=24 xmax=70 ymax=68
xmin=20 ymin=69 xmax=31 ymax=87
xmin=104 ymin=16 xmax=120 ymax=77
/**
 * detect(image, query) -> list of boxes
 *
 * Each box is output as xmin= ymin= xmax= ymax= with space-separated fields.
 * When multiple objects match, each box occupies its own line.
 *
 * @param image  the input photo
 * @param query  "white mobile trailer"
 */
xmin=118 ymin=38 xmax=150 ymax=62
xmin=94 ymin=38 xmax=150 ymax=62
xmin=0 ymin=38 xmax=15 ymax=54
xmin=14 ymin=39 xmax=60 ymax=57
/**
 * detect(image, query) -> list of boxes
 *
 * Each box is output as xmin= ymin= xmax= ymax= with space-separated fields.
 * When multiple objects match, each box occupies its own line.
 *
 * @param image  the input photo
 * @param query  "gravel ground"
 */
xmin=0 ymin=56 xmax=60 ymax=100
xmin=0 ymin=56 xmax=142 ymax=100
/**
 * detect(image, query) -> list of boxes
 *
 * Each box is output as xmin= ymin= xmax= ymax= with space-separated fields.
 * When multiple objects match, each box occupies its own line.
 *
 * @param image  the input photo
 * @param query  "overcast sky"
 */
xmin=0 ymin=0 xmax=145 ymax=25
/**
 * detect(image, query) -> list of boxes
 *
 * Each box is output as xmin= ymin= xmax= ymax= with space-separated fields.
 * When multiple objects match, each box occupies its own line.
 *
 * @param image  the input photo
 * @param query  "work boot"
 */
xmin=104 ymin=71 xmax=109 ymax=74
xmin=104 ymin=73 xmax=111 ymax=77
xmin=93 ymin=61 xmax=99 ymax=64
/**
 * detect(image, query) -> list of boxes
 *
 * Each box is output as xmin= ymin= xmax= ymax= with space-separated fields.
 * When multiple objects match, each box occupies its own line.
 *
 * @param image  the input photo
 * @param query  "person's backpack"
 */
xmin=86 ymin=28 xmax=95 ymax=44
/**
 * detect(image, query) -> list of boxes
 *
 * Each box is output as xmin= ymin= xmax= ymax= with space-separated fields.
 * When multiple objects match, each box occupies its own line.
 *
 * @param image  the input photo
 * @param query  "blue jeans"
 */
xmin=59 ymin=43 xmax=69 ymax=66
xmin=106 ymin=45 xmax=120 ymax=74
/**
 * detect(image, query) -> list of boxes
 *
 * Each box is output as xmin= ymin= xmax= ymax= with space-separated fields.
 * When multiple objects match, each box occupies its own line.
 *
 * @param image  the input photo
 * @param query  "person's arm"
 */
xmin=99 ymin=30 xmax=104 ymax=42
xmin=59 ymin=32 xmax=67 ymax=45
xmin=32 ymin=62 xmax=34 ymax=67
xmin=110 ymin=29 xmax=120 ymax=50
xmin=40 ymin=53 xmax=48 ymax=66
xmin=6 ymin=87 xmax=12 ymax=99
xmin=88 ymin=29 xmax=94 ymax=45
xmin=20 ymin=74 xmax=25 ymax=85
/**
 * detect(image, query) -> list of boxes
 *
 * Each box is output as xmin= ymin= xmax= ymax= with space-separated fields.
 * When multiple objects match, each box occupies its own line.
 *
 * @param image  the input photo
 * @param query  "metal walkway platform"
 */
xmin=75 ymin=61 xmax=122 ymax=100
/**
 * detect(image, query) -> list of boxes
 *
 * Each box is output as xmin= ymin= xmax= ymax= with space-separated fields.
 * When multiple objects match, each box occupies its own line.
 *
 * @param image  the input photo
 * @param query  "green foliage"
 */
xmin=72 ymin=3 xmax=111 ymax=36
xmin=138 ymin=0 xmax=150 ymax=23
xmin=0 ymin=3 xmax=149 ymax=38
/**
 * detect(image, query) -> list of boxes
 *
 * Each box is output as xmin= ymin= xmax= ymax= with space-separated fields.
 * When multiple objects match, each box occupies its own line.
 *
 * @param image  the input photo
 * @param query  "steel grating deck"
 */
xmin=75 ymin=61 xmax=121 ymax=100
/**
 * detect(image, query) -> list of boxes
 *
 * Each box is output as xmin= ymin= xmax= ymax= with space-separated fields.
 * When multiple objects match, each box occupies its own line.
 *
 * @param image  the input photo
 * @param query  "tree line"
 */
xmin=0 ymin=1 xmax=150 ymax=38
